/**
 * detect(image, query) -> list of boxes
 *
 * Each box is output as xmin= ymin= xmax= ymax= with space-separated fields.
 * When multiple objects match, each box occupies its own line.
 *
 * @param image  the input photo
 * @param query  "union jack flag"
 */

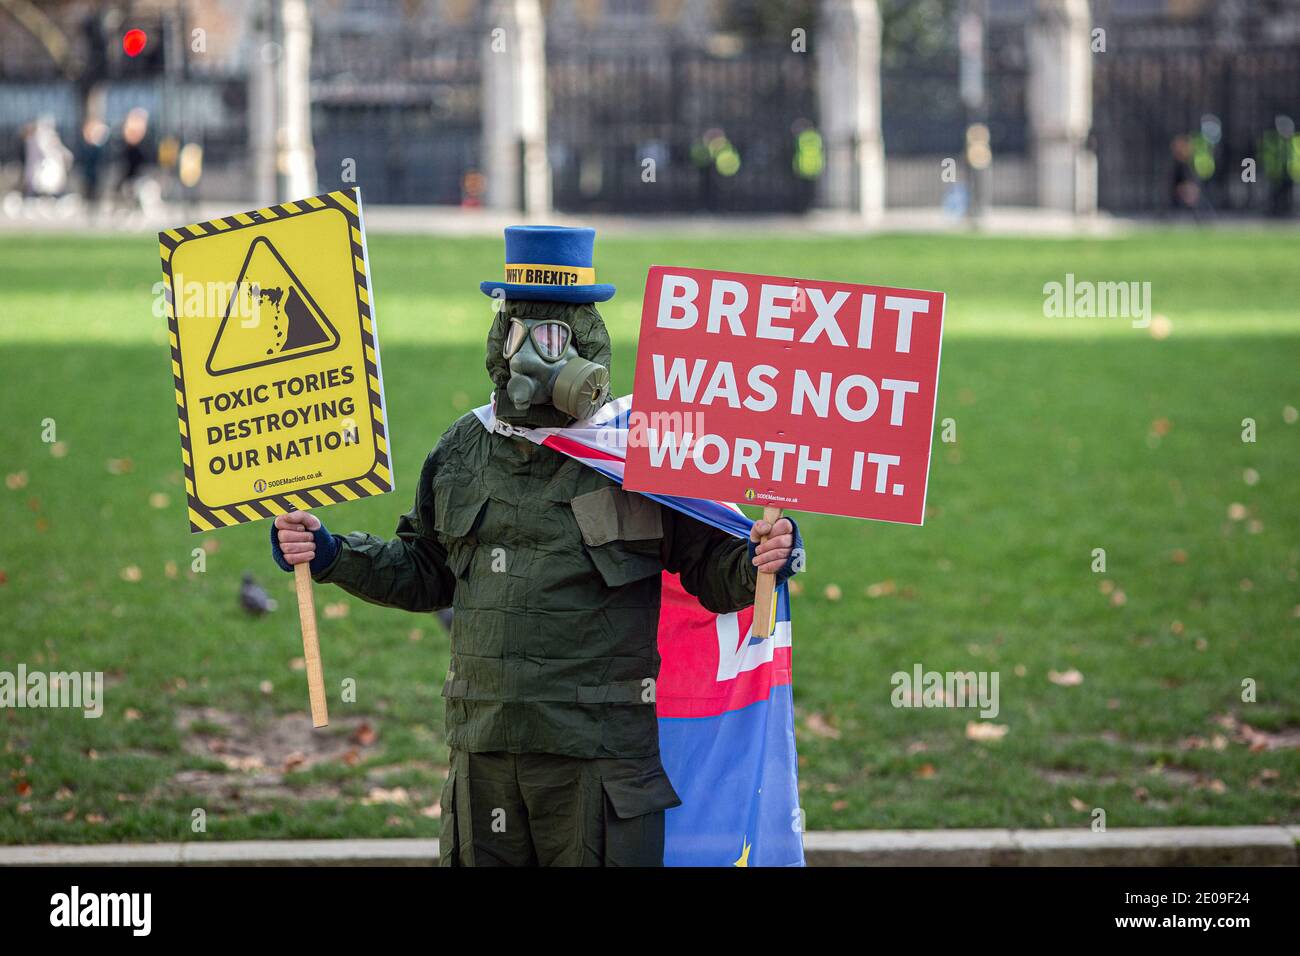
xmin=475 ymin=396 xmax=804 ymax=867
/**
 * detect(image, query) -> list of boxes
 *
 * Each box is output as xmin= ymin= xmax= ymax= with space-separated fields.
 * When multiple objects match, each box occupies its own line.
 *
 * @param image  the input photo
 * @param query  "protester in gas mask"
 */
xmin=270 ymin=226 xmax=801 ymax=866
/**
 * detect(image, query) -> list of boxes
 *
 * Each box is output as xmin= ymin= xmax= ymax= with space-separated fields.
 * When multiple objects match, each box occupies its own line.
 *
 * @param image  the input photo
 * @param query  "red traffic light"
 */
xmin=123 ymin=28 xmax=148 ymax=58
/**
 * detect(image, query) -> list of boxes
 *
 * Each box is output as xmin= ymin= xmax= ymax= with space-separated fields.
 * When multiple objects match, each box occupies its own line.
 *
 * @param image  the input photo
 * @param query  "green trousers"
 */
xmin=439 ymin=749 xmax=681 ymax=867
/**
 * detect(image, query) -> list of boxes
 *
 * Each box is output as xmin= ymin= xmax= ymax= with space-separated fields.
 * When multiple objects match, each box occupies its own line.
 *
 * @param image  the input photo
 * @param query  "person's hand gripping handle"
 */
xmin=749 ymin=506 xmax=796 ymax=638
xmin=272 ymin=510 xmax=334 ymax=727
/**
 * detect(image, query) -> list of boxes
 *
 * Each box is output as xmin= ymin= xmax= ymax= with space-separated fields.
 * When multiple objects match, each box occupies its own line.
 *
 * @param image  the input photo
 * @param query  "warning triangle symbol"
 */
xmin=205 ymin=236 xmax=341 ymax=376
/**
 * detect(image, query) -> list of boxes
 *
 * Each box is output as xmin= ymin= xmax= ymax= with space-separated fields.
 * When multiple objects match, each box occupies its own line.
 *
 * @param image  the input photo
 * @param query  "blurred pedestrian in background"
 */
xmin=1259 ymin=115 xmax=1300 ymax=217
xmin=21 ymin=116 xmax=73 ymax=200
xmin=114 ymin=107 xmax=162 ymax=219
xmin=78 ymin=117 xmax=110 ymax=209
xmin=1168 ymin=133 xmax=1215 ymax=222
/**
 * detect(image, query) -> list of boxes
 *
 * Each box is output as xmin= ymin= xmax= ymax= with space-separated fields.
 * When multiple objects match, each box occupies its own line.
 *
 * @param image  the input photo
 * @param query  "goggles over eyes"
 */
xmin=503 ymin=319 xmax=572 ymax=363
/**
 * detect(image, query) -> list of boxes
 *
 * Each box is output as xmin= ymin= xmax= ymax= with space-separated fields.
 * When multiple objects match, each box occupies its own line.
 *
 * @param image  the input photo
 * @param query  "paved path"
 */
xmin=0 ymin=196 xmax=1130 ymax=238
xmin=2 ymin=827 xmax=1295 ymax=867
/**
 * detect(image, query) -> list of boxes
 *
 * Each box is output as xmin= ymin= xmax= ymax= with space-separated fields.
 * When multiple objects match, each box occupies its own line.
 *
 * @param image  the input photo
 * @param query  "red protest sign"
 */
xmin=623 ymin=266 xmax=945 ymax=525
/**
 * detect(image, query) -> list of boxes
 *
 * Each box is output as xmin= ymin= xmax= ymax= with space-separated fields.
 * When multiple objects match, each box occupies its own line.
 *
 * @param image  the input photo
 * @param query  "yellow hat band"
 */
xmin=504 ymin=263 xmax=597 ymax=287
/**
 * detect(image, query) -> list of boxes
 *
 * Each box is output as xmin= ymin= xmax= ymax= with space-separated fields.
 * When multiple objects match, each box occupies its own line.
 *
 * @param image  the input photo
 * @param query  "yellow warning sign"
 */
xmin=159 ymin=188 xmax=393 ymax=532
xmin=206 ymin=236 xmax=340 ymax=375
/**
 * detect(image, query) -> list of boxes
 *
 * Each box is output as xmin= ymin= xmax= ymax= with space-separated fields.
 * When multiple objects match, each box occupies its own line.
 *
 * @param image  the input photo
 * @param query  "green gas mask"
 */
xmin=500 ymin=317 xmax=610 ymax=422
xmin=486 ymin=300 xmax=614 ymax=427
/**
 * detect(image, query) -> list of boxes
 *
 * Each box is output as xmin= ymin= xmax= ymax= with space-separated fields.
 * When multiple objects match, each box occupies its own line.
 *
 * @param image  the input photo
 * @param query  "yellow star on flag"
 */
xmin=733 ymin=838 xmax=751 ymax=867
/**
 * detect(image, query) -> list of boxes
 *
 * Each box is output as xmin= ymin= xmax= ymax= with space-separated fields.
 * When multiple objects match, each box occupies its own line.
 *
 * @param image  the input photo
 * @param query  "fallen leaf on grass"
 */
xmin=1249 ymin=769 xmax=1280 ymax=788
xmin=124 ymin=708 xmax=141 ymax=721
xmin=85 ymin=813 xmax=105 ymax=825
xmin=149 ymin=492 xmax=170 ymax=509
xmin=119 ymin=565 xmax=142 ymax=583
xmin=914 ymin=763 xmax=937 ymax=779
xmin=283 ymin=752 xmax=306 ymax=773
xmin=15 ymin=780 xmax=31 ymax=797
xmin=219 ymin=755 xmax=264 ymax=772
xmin=1068 ymin=796 xmax=1088 ymax=813
xmin=323 ymin=602 xmax=350 ymax=620
xmin=351 ymin=722 xmax=378 ymax=747
xmin=5 ymin=471 xmax=29 ymax=490
xmin=1049 ymin=668 xmax=1084 ymax=687
xmin=106 ymin=458 xmax=134 ymax=475
xmin=362 ymin=786 xmax=410 ymax=806
xmin=803 ymin=713 xmax=840 ymax=740
xmin=966 ymin=722 xmax=1009 ymax=742
xmin=420 ymin=804 xmax=442 ymax=818
xmin=822 ymin=584 xmax=842 ymax=601
xmin=49 ymin=441 xmax=68 ymax=459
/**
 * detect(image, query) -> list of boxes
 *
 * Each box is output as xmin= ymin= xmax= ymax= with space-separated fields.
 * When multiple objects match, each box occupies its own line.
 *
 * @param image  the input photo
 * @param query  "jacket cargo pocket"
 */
xmin=572 ymin=486 xmax=663 ymax=587
xmin=599 ymin=768 xmax=680 ymax=867
xmin=571 ymin=486 xmax=662 ymax=546
xmin=583 ymin=540 xmax=662 ymax=588
xmin=433 ymin=479 xmax=488 ymax=578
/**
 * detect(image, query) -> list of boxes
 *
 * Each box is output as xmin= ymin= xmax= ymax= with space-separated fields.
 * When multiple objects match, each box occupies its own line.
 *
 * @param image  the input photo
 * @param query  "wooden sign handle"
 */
xmin=751 ymin=505 xmax=783 ymax=639
xmin=293 ymin=562 xmax=329 ymax=728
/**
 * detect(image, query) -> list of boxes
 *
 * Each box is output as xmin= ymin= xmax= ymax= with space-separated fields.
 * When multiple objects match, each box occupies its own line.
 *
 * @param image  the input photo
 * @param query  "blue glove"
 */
xmin=747 ymin=516 xmax=803 ymax=586
xmin=270 ymin=517 xmax=340 ymax=575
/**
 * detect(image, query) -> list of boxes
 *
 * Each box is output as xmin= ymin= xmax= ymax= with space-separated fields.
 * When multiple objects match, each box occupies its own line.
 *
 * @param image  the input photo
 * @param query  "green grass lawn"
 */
xmin=1 ymin=228 xmax=1297 ymax=843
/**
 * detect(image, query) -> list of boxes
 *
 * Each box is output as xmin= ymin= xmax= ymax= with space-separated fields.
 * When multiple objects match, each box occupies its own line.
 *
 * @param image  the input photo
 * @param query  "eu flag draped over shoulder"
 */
xmin=475 ymin=396 xmax=804 ymax=867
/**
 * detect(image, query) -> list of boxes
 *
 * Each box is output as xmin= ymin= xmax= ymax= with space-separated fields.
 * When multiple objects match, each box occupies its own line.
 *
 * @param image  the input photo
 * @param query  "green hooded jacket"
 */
xmin=315 ymin=300 xmax=759 ymax=759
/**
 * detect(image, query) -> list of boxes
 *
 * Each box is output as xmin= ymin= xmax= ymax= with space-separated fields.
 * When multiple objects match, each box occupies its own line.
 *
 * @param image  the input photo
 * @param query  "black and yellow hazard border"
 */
xmin=159 ymin=187 xmax=393 ymax=533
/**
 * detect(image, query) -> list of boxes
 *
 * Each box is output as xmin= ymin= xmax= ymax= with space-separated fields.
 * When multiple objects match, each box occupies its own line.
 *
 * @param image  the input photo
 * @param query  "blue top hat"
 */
xmin=480 ymin=225 xmax=616 ymax=304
